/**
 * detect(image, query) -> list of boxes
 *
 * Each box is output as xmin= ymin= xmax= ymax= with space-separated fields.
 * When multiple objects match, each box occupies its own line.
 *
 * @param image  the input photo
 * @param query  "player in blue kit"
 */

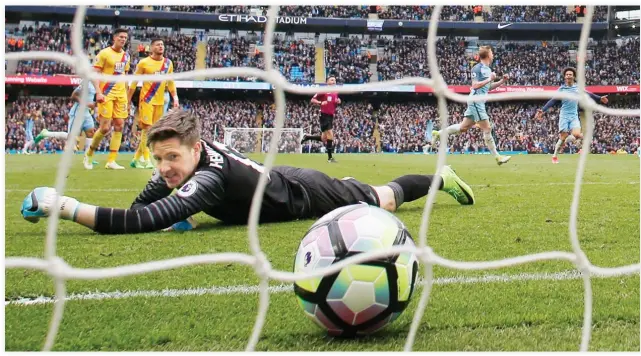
xmin=21 ymin=109 xmax=37 ymax=155
xmin=431 ymin=46 xmax=512 ymax=165
xmin=535 ymin=67 xmax=608 ymax=164
xmin=34 ymin=80 xmax=98 ymax=169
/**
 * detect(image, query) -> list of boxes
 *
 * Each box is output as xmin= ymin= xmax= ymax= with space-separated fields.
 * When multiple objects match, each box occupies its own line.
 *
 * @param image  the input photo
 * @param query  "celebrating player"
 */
xmin=535 ymin=67 xmax=608 ymax=164
xmin=21 ymin=109 xmax=476 ymax=235
xmin=127 ymin=38 xmax=179 ymax=169
xmin=34 ymin=80 xmax=98 ymax=169
xmin=85 ymin=28 xmax=131 ymax=170
xmin=20 ymin=108 xmax=38 ymax=155
xmin=301 ymin=76 xmax=340 ymax=163
xmin=431 ymin=46 xmax=512 ymax=165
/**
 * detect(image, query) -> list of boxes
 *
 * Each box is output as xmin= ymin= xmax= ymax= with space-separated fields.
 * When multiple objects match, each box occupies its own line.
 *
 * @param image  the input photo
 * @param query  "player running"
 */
xmin=86 ymin=28 xmax=131 ymax=170
xmin=535 ymin=67 xmax=608 ymax=164
xmin=431 ymin=46 xmax=512 ymax=165
xmin=127 ymin=38 xmax=179 ymax=169
xmin=34 ymin=80 xmax=98 ymax=169
xmin=301 ymin=76 xmax=340 ymax=163
xmin=21 ymin=109 xmax=476 ymax=235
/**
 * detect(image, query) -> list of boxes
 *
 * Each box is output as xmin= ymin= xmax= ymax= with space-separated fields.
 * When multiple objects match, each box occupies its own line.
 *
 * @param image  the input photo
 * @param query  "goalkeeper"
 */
xmin=21 ymin=109 xmax=476 ymax=234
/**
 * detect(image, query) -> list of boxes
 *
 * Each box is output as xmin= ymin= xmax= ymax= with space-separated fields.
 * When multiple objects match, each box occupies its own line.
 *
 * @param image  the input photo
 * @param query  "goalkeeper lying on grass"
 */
xmin=21 ymin=109 xmax=476 ymax=234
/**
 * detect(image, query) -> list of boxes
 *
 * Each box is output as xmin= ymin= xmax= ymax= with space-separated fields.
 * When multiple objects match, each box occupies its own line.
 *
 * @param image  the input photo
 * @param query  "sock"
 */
xmin=84 ymin=137 xmax=92 ymax=152
xmin=45 ymin=131 xmax=68 ymax=139
xmin=441 ymin=124 xmax=461 ymax=136
xmin=107 ymin=131 xmax=123 ymax=162
xmin=134 ymin=129 xmax=146 ymax=161
xmin=387 ymin=175 xmax=442 ymax=209
xmin=143 ymin=146 xmax=151 ymax=162
xmin=22 ymin=140 xmax=33 ymax=152
xmin=565 ymin=135 xmax=576 ymax=144
xmin=554 ymin=139 xmax=564 ymax=156
xmin=139 ymin=129 xmax=148 ymax=161
xmin=483 ymin=131 xmax=499 ymax=157
xmin=87 ymin=130 xmax=105 ymax=157
xmin=306 ymin=135 xmax=322 ymax=142
xmin=326 ymin=139 xmax=333 ymax=160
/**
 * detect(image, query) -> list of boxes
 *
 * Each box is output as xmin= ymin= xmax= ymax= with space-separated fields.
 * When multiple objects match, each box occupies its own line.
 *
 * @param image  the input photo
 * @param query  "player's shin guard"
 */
xmin=84 ymin=137 xmax=92 ymax=152
xmin=326 ymin=139 xmax=333 ymax=160
xmin=386 ymin=175 xmax=441 ymax=209
xmin=483 ymin=131 xmax=499 ymax=157
xmin=87 ymin=130 xmax=105 ymax=157
xmin=107 ymin=131 xmax=123 ymax=162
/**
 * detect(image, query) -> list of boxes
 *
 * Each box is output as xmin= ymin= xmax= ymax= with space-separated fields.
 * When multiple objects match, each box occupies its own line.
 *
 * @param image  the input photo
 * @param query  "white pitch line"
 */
xmin=4 ymin=181 xmax=638 ymax=193
xmin=5 ymin=269 xmax=631 ymax=307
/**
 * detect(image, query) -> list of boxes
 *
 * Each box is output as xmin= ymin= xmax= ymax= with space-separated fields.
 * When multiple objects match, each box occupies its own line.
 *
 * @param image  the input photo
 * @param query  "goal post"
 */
xmin=223 ymin=127 xmax=305 ymax=154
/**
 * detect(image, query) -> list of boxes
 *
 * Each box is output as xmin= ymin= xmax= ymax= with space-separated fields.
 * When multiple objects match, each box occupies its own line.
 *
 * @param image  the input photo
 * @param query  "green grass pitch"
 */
xmin=4 ymin=153 xmax=640 ymax=351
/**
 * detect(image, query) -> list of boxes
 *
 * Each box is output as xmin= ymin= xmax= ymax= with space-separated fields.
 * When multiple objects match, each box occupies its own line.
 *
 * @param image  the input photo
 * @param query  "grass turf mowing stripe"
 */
xmin=6 ymin=269 xmax=629 ymax=306
xmin=5 ymin=181 xmax=637 ymax=193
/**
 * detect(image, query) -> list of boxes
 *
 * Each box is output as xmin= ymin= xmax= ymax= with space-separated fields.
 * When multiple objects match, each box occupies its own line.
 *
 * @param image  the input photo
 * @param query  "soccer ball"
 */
xmin=293 ymin=204 xmax=419 ymax=337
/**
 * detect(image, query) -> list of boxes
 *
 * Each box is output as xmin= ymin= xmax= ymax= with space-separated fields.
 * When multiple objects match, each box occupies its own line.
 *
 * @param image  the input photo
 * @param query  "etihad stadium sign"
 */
xmin=218 ymin=15 xmax=307 ymax=25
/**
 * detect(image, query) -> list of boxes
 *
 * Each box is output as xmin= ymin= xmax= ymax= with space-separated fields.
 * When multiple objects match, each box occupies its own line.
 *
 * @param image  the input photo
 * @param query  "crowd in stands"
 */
xmin=104 ymin=5 xmax=610 ymax=22
xmin=324 ymin=37 xmax=372 ymax=84
xmin=8 ymin=22 xmax=637 ymax=87
xmin=378 ymin=6 xmax=476 ymax=21
xmin=377 ymin=36 xmax=640 ymax=86
xmin=377 ymin=37 xmax=468 ymax=82
xmin=6 ymin=95 xmax=639 ymax=157
xmin=482 ymin=5 xmax=608 ymax=23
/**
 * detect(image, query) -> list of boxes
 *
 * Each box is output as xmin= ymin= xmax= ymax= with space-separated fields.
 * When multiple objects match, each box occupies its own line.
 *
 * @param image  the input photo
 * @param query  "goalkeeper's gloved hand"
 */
xmin=21 ymin=187 xmax=80 ymax=223
xmin=162 ymin=216 xmax=198 ymax=232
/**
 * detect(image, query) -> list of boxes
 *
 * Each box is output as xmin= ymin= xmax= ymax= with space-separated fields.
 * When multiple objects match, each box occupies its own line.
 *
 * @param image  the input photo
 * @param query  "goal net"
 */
xmin=223 ymin=127 xmax=304 ymax=154
xmin=4 ymin=5 xmax=640 ymax=353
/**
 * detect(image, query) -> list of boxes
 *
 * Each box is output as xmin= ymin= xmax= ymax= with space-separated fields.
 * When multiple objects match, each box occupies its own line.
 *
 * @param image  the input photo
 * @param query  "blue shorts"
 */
xmin=68 ymin=113 xmax=95 ymax=133
xmin=464 ymin=103 xmax=490 ymax=122
xmin=558 ymin=116 xmax=580 ymax=133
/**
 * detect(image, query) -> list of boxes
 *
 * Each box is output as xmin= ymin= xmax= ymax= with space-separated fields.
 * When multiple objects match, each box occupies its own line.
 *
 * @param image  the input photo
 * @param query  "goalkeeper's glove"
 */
xmin=21 ymin=187 xmax=80 ymax=223
xmin=162 ymin=216 xmax=198 ymax=232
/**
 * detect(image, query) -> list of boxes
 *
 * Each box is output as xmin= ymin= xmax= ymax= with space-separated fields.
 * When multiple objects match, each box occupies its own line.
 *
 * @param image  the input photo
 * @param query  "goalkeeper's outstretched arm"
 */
xmin=130 ymin=170 xmax=174 ymax=210
xmin=21 ymin=171 xmax=225 ymax=234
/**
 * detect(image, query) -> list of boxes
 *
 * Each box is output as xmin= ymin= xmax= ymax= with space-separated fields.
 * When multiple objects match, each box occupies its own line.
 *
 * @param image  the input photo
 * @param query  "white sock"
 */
xmin=85 ymin=137 xmax=92 ymax=152
xmin=483 ymin=131 xmax=499 ymax=157
xmin=565 ymin=135 xmax=576 ymax=144
xmin=554 ymin=139 xmax=564 ymax=156
xmin=441 ymin=124 xmax=461 ymax=136
xmin=22 ymin=140 xmax=33 ymax=152
xmin=46 ymin=131 xmax=68 ymax=139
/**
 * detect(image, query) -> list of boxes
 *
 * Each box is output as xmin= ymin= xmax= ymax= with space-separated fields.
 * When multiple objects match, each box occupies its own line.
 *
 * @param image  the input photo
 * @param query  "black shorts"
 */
xmin=274 ymin=166 xmax=380 ymax=218
xmin=319 ymin=113 xmax=334 ymax=132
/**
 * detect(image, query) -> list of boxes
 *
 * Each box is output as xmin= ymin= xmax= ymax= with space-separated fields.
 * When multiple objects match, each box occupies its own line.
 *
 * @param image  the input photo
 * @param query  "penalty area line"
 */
xmin=4 ymin=269 xmax=623 ymax=307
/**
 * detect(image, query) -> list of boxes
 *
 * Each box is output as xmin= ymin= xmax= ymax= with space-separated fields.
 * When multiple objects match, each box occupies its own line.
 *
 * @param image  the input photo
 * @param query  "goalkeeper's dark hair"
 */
xmin=563 ymin=67 xmax=577 ymax=77
xmin=147 ymin=109 xmax=201 ymax=147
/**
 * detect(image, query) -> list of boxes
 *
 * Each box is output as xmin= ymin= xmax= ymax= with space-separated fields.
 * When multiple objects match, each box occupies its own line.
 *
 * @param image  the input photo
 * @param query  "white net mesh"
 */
xmin=4 ymin=5 xmax=641 ymax=352
xmin=223 ymin=127 xmax=304 ymax=153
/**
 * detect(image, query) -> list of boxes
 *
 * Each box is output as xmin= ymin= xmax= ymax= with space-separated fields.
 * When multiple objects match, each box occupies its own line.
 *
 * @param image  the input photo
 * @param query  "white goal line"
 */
xmin=6 ymin=269 xmax=636 ymax=307
xmin=3 ymin=5 xmax=640 ymax=352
